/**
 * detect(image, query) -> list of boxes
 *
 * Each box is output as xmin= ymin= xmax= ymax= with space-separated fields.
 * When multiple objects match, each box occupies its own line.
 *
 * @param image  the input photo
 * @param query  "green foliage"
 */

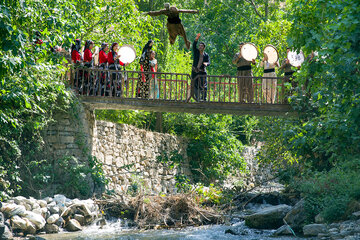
xmin=194 ymin=183 xmax=223 ymax=205
xmin=163 ymin=113 xmax=245 ymax=184
xmin=294 ymin=157 xmax=360 ymax=222
xmin=16 ymin=155 xmax=108 ymax=199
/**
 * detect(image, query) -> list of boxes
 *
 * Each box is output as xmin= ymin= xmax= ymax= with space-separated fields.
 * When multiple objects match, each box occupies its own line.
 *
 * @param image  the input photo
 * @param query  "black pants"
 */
xmin=109 ymin=65 xmax=122 ymax=97
xmin=191 ymin=71 xmax=207 ymax=101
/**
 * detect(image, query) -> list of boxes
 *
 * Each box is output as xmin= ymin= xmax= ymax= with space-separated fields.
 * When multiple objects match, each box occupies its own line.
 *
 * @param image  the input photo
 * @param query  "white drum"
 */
xmin=288 ymin=50 xmax=305 ymax=67
xmin=263 ymin=44 xmax=278 ymax=64
xmin=241 ymin=43 xmax=258 ymax=62
xmin=118 ymin=45 xmax=136 ymax=64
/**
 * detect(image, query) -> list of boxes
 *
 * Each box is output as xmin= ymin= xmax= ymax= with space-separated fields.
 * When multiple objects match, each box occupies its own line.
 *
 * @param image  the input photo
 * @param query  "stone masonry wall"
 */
xmin=43 ymin=103 xmax=95 ymax=163
xmin=92 ymin=121 xmax=191 ymax=194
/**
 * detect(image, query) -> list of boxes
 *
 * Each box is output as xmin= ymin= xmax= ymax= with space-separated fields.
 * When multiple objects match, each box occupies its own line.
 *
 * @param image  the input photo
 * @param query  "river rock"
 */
xmin=66 ymin=219 xmax=82 ymax=231
xmin=47 ymin=214 xmax=60 ymax=224
xmin=44 ymin=197 xmax=53 ymax=204
xmin=21 ymin=211 xmax=46 ymax=229
xmin=303 ymin=223 xmax=328 ymax=236
xmin=244 ymin=204 xmax=292 ymax=229
xmin=54 ymin=194 xmax=66 ymax=205
xmin=49 ymin=205 xmax=60 ymax=214
xmin=1 ymin=225 xmax=13 ymax=239
xmin=13 ymin=196 xmax=26 ymax=205
xmin=273 ymin=225 xmax=294 ymax=236
xmin=23 ymin=218 xmax=37 ymax=234
xmin=11 ymin=215 xmax=27 ymax=230
xmin=1 ymin=203 xmax=26 ymax=218
xmin=38 ymin=200 xmax=47 ymax=208
xmin=283 ymin=199 xmax=306 ymax=232
xmin=62 ymin=203 xmax=92 ymax=218
xmin=44 ymin=223 xmax=59 ymax=234
xmin=31 ymin=202 xmax=40 ymax=211
xmin=0 ymin=212 xmax=4 ymax=224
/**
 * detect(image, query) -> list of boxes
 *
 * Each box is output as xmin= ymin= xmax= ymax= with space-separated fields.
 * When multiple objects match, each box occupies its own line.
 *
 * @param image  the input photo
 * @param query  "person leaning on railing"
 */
xmin=232 ymin=43 xmax=256 ymax=103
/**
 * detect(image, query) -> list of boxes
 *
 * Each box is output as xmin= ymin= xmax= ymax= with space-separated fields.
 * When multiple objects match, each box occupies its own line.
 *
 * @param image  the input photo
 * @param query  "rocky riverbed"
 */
xmin=0 ymin=195 xmax=100 ymax=239
xmin=1 ymin=194 xmax=360 ymax=240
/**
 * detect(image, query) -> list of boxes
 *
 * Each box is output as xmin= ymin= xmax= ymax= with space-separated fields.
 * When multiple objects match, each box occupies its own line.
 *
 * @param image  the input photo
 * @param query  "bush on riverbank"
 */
xmin=293 ymin=157 xmax=360 ymax=223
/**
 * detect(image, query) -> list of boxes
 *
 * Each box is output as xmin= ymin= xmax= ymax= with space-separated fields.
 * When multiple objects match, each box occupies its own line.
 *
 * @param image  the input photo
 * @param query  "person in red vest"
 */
xmin=82 ymin=40 xmax=95 ymax=94
xmin=99 ymin=43 xmax=109 ymax=68
xmin=83 ymin=40 xmax=94 ymax=68
xmin=108 ymin=43 xmax=129 ymax=96
xmin=99 ymin=43 xmax=109 ymax=96
xmin=71 ymin=39 xmax=82 ymax=64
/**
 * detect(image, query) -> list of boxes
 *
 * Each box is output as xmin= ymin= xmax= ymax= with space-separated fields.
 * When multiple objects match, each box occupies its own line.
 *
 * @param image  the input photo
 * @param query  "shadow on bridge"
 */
xmin=69 ymin=67 xmax=295 ymax=116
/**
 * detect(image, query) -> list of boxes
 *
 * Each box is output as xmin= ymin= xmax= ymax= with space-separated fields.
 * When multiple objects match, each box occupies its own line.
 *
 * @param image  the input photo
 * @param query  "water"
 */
xmin=41 ymin=219 xmax=303 ymax=240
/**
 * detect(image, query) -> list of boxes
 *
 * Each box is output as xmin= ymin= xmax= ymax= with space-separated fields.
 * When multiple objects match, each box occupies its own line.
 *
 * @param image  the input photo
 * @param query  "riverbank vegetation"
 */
xmin=1 ymin=0 xmax=359 ymax=227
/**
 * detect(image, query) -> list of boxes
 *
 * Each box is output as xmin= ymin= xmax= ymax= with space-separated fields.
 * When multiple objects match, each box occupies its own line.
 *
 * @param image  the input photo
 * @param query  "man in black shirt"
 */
xmin=145 ymin=3 xmax=198 ymax=49
xmin=191 ymin=33 xmax=210 ymax=102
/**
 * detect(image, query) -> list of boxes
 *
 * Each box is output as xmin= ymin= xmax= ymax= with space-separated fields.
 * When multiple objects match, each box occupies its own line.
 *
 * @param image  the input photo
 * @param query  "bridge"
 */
xmin=70 ymin=67 xmax=295 ymax=116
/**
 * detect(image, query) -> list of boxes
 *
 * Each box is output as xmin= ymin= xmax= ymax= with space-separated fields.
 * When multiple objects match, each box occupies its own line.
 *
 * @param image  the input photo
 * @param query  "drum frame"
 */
xmin=263 ymin=44 xmax=279 ymax=64
xmin=241 ymin=42 xmax=258 ymax=62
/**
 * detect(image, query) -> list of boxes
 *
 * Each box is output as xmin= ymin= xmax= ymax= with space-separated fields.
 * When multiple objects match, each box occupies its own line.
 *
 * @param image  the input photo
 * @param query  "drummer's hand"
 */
xmin=252 ymin=59 xmax=256 ymax=64
xmin=195 ymin=33 xmax=201 ymax=41
xmin=297 ymin=66 xmax=300 ymax=70
xmin=286 ymin=59 xmax=290 ymax=64
xmin=275 ymin=62 xmax=279 ymax=67
xmin=125 ymin=62 xmax=130 ymax=67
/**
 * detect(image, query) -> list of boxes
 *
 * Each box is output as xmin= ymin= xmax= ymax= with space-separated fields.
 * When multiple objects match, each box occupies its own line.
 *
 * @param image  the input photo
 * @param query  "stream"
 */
xmin=40 ymin=219 xmax=302 ymax=240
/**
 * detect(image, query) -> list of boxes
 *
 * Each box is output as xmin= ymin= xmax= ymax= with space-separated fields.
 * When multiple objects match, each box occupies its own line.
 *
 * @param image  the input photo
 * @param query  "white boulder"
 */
xmin=47 ymin=214 xmax=60 ymax=224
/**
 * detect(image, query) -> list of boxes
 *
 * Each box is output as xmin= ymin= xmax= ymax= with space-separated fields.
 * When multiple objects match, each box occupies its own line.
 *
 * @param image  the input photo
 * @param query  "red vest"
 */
xmin=71 ymin=50 xmax=81 ymax=63
xmin=83 ymin=48 xmax=92 ymax=62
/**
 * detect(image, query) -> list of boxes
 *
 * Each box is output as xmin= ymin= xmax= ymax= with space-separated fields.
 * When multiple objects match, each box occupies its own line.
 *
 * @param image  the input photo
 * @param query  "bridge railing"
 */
xmin=70 ymin=66 xmax=289 ymax=104
xmin=202 ymin=75 xmax=287 ymax=104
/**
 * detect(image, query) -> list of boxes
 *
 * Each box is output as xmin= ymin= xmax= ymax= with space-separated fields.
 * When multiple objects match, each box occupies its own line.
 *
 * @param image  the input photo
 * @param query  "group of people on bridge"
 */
xmin=70 ymin=3 xmax=312 ymax=103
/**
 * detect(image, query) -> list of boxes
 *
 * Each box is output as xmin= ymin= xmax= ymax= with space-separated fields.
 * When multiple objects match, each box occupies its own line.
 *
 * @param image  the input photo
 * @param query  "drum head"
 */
xmin=263 ymin=44 xmax=278 ymax=64
xmin=118 ymin=45 xmax=136 ymax=64
xmin=241 ymin=43 xmax=258 ymax=62
xmin=287 ymin=50 xmax=305 ymax=67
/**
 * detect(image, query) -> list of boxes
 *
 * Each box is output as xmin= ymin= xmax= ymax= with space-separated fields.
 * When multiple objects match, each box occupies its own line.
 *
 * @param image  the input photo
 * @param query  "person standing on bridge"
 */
xmin=232 ymin=43 xmax=256 ymax=103
xmin=71 ymin=39 xmax=82 ymax=64
xmin=108 ymin=42 xmax=128 ymax=97
xmin=191 ymin=33 xmax=210 ymax=102
xmin=71 ymin=39 xmax=83 ymax=93
xmin=144 ymin=3 xmax=199 ymax=49
xmin=280 ymin=47 xmax=298 ymax=103
xmin=149 ymin=50 xmax=159 ymax=99
xmin=99 ymin=43 xmax=109 ymax=96
xmin=260 ymin=53 xmax=279 ymax=103
xmin=136 ymin=40 xmax=154 ymax=98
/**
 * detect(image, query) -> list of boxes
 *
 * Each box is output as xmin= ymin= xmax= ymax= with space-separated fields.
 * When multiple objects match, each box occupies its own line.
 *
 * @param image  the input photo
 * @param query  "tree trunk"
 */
xmin=155 ymin=112 xmax=163 ymax=132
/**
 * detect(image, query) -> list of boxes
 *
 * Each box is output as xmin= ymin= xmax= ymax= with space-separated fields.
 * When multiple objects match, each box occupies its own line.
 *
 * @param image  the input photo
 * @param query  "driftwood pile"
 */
xmin=95 ymin=194 xmax=223 ymax=229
